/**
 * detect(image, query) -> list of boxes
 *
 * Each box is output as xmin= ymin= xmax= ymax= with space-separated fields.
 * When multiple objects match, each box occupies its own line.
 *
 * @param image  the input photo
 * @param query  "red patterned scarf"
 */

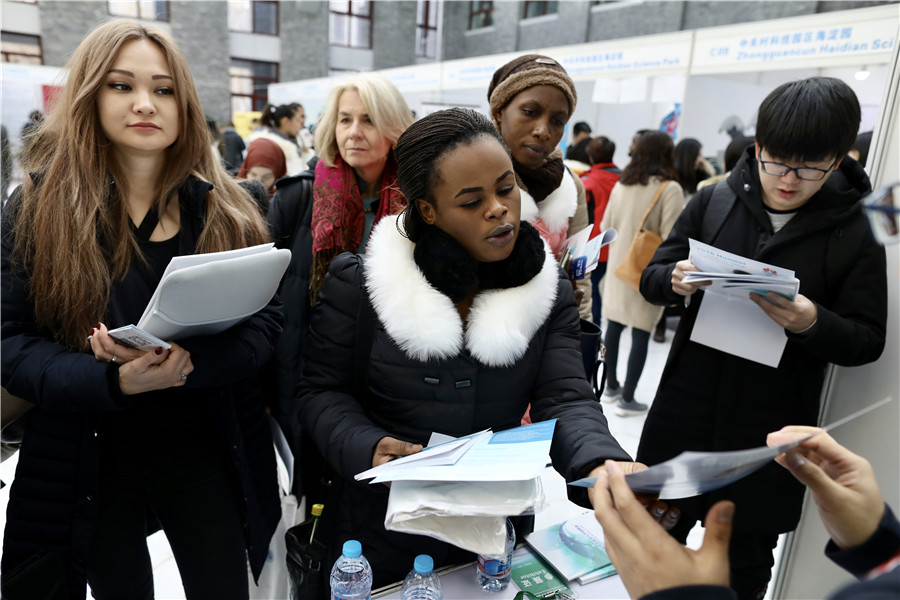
xmin=309 ymin=155 xmax=406 ymax=303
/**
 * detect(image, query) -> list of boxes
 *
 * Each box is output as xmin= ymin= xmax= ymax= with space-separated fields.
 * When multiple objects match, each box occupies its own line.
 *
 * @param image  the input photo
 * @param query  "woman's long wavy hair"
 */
xmin=12 ymin=19 xmax=269 ymax=351
xmin=619 ymin=130 xmax=678 ymax=187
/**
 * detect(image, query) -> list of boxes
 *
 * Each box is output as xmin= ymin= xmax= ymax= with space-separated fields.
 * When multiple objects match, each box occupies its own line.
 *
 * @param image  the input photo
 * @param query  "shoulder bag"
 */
xmin=613 ymin=180 xmax=668 ymax=292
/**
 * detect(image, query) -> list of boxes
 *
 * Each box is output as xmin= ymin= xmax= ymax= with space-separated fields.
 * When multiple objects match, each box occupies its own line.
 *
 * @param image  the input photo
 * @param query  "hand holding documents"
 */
xmin=569 ymin=397 xmax=892 ymax=499
xmin=687 ymin=238 xmax=799 ymax=367
xmin=108 ymin=243 xmax=290 ymax=348
xmin=560 ymin=227 xmax=617 ymax=280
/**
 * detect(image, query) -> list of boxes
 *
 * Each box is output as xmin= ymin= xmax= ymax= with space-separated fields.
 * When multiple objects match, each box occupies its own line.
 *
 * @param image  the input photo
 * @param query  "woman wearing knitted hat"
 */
xmin=488 ymin=54 xmax=593 ymax=319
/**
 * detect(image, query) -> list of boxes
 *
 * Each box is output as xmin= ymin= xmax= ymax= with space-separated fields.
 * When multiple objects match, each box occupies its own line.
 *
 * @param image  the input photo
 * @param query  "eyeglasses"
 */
xmin=863 ymin=182 xmax=900 ymax=246
xmin=758 ymin=153 xmax=838 ymax=181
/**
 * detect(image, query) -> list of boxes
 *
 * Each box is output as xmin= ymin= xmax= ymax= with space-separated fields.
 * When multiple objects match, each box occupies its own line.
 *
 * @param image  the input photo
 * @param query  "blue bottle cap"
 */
xmin=414 ymin=554 xmax=433 ymax=574
xmin=342 ymin=539 xmax=362 ymax=558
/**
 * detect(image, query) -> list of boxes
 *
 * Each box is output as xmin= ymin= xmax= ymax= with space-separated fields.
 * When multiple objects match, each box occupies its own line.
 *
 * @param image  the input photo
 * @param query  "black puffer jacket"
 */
xmin=637 ymin=150 xmax=887 ymax=533
xmin=297 ymin=216 xmax=630 ymax=586
xmin=1 ymin=178 xmax=282 ymax=598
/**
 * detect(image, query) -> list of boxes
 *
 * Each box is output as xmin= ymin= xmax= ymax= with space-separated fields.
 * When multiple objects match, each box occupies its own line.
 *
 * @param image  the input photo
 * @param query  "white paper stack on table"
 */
xmin=356 ymin=420 xmax=557 ymax=555
xmin=685 ymin=238 xmax=799 ymax=367
xmin=108 ymin=243 xmax=291 ymax=350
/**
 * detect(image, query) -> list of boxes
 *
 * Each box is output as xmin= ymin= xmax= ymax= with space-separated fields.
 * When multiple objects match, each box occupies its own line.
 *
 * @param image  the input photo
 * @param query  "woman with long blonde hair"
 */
xmin=1 ymin=19 xmax=280 ymax=599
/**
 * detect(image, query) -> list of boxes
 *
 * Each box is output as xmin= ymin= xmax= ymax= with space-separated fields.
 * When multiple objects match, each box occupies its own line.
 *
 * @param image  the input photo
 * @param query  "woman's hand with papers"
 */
xmin=89 ymin=322 xmax=145 ymax=364
xmin=767 ymin=426 xmax=884 ymax=550
xmin=749 ymin=291 xmax=818 ymax=333
xmin=373 ymin=436 xmax=423 ymax=468
xmin=592 ymin=460 xmax=733 ymax=599
xmin=116 ymin=342 xmax=194 ymax=395
xmin=588 ymin=461 xmax=680 ymax=531
xmin=671 ymin=259 xmax=710 ymax=297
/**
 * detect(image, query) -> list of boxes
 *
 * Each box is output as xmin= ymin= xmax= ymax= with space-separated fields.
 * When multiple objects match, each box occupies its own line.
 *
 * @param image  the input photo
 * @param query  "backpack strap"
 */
xmin=700 ymin=180 xmax=738 ymax=244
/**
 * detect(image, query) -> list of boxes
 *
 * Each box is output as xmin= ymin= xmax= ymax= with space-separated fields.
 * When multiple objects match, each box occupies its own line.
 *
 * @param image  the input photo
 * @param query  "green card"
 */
xmin=511 ymin=548 xmax=574 ymax=599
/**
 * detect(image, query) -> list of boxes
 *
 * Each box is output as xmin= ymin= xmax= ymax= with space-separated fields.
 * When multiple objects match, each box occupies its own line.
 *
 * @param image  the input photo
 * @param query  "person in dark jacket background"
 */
xmin=1 ymin=20 xmax=281 ymax=600
xmin=297 ymin=108 xmax=668 ymax=588
xmin=637 ymin=77 xmax=887 ymax=600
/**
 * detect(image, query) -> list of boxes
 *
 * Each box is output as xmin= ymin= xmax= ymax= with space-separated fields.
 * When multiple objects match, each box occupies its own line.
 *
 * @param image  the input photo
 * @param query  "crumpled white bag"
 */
xmin=384 ymin=477 xmax=544 ymax=555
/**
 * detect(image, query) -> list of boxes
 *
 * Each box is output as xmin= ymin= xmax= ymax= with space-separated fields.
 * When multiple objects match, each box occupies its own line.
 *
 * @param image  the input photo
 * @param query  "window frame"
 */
xmin=468 ymin=1 xmax=493 ymax=30
xmin=1 ymin=31 xmax=43 ymax=64
xmin=522 ymin=1 xmax=558 ymax=19
xmin=229 ymin=57 xmax=279 ymax=114
xmin=228 ymin=0 xmax=280 ymax=36
xmin=416 ymin=0 xmax=438 ymax=58
xmin=107 ymin=1 xmax=171 ymax=22
xmin=329 ymin=1 xmax=374 ymax=50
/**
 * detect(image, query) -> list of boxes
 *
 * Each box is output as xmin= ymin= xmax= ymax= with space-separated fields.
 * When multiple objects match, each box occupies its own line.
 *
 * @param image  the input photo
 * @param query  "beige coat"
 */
xmin=600 ymin=177 xmax=683 ymax=331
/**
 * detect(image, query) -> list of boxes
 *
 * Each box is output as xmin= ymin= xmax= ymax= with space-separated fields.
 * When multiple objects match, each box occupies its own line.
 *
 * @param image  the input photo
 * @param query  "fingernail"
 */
xmin=97 ymin=322 xmax=102 ymax=329
xmin=718 ymin=503 xmax=734 ymax=523
xmin=155 ymin=347 xmax=163 ymax=355
xmin=786 ymin=451 xmax=806 ymax=469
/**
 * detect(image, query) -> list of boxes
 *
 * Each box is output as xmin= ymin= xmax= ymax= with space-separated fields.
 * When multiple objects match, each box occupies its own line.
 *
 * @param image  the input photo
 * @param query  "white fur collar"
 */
xmin=519 ymin=169 xmax=578 ymax=234
xmin=364 ymin=216 xmax=560 ymax=367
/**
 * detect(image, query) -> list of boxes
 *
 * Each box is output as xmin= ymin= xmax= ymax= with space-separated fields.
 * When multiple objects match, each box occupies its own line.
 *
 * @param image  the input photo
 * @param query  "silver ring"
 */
xmin=111 ymin=355 xmax=118 ymax=363
xmin=180 ymin=372 xmax=187 ymax=381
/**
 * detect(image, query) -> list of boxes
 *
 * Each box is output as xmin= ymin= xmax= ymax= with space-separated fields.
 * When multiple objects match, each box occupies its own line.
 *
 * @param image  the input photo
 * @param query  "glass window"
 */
xmin=523 ymin=1 xmax=558 ymax=19
xmin=468 ymin=1 xmax=493 ymax=30
xmin=330 ymin=0 xmax=372 ymax=48
xmin=230 ymin=58 xmax=278 ymax=114
xmin=416 ymin=0 xmax=438 ymax=58
xmin=228 ymin=1 xmax=278 ymax=35
xmin=1 ymin=32 xmax=42 ymax=64
xmin=108 ymin=1 xmax=170 ymax=21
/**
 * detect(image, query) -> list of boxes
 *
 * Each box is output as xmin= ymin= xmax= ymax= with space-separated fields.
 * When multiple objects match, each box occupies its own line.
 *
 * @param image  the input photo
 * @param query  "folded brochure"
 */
xmin=524 ymin=510 xmax=616 ymax=583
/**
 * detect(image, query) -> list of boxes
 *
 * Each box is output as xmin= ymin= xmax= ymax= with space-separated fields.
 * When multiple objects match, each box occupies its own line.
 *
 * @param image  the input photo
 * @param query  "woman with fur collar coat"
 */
xmin=297 ymin=109 xmax=645 ymax=588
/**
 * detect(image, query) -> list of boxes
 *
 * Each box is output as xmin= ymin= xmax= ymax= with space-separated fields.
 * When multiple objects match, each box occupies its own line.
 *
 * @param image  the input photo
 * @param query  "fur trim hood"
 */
xmin=364 ymin=215 xmax=560 ymax=367
xmin=519 ymin=168 xmax=578 ymax=233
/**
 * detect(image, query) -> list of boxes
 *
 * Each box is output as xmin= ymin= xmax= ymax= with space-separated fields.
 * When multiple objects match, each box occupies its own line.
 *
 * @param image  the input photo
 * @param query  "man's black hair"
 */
xmin=573 ymin=121 xmax=592 ymax=135
xmin=587 ymin=136 xmax=615 ymax=164
xmin=755 ymin=77 xmax=860 ymax=162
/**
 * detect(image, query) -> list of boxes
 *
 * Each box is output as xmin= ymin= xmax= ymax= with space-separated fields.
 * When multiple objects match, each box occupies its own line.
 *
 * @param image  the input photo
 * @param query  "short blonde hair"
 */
xmin=314 ymin=73 xmax=414 ymax=167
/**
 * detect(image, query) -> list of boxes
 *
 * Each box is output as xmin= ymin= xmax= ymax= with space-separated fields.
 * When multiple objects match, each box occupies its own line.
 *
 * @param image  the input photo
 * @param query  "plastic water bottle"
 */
xmin=400 ymin=554 xmax=443 ymax=600
xmin=476 ymin=517 xmax=515 ymax=592
xmin=330 ymin=539 xmax=373 ymax=600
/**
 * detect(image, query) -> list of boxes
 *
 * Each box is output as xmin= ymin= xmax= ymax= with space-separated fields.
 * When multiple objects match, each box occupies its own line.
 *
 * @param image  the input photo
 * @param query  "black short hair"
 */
xmin=586 ymin=136 xmax=615 ymax=164
xmin=394 ymin=108 xmax=508 ymax=242
xmin=755 ymin=77 xmax=860 ymax=162
xmin=573 ymin=121 xmax=592 ymax=135
xmin=725 ymin=135 xmax=754 ymax=172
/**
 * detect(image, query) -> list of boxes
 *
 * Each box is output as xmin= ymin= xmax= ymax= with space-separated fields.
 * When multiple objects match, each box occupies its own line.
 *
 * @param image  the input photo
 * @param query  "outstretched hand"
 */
xmin=767 ymin=426 xmax=884 ymax=550
xmin=750 ymin=292 xmax=818 ymax=333
xmin=588 ymin=461 xmax=681 ymax=530
xmin=592 ymin=460 xmax=733 ymax=599
xmin=671 ymin=259 xmax=710 ymax=297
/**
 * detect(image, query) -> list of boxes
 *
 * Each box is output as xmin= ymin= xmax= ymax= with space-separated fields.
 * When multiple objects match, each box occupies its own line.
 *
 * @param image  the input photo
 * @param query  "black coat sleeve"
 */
xmin=530 ymin=272 xmax=631 ymax=507
xmin=296 ymin=253 xmax=390 ymax=480
xmin=640 ymin=186 xmax=713 ymax=306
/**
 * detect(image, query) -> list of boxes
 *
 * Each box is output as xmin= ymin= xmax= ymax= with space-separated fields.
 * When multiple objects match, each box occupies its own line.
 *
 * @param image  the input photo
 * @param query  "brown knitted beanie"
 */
xmin=487 ymin=54 xmax=577 ymax=121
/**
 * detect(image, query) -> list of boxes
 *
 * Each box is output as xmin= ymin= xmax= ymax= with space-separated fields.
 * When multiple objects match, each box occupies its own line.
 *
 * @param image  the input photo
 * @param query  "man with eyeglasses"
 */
xmin=635 ymin=77 xmax=888 ymax=600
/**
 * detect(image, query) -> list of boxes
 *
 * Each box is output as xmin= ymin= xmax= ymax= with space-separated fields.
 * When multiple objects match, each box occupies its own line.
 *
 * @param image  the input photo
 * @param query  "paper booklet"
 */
xmin=569 ymin=397 xmax=893 ymax=500
xmin=525 ymin=510 xmax=617 ymax=583
xmin=560 ymin=226 xmax=617 ymax=280
xmin=108 ymin=243 xmax=291 ymax=350
xmin=686 ymin=238 xmax=799 ymax=368
xmin=356 ymin=419 xmax=556 ymax=484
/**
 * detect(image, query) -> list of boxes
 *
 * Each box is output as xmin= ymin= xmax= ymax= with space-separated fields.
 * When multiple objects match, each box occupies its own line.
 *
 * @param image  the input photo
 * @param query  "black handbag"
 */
xmin=579 ymin=318 xmax=606 ymax=398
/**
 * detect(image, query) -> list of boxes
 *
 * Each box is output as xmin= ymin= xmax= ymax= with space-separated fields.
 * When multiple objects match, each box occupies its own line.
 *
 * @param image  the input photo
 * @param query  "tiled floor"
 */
xmin=0 ymin=319 xmax=780 ymax=599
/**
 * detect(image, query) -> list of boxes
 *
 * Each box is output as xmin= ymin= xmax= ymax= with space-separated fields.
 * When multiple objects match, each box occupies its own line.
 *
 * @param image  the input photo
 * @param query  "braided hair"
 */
xmin=395 ymin=108 xmax=508 ymax=242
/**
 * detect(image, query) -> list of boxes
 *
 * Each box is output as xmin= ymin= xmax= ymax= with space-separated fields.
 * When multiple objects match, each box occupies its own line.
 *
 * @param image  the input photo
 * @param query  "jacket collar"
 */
xmin=364 ymin=215 xmax=560 ymax=367
xmin=519 ymin=168 xmax=578 ymax=233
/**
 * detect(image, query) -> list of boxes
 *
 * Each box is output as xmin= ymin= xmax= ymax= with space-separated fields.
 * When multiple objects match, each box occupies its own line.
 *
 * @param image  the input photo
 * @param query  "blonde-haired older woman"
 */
xmin=309 ymin=72 xmax=413 ymax=299
xmin=2 ymin=19 xmax=280 ymax=599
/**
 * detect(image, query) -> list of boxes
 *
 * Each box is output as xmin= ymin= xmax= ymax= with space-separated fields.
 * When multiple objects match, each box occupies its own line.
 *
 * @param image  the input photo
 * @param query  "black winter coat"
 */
xmin=637 ymin=150 xmax=887 ymax=533
xmin=297 ymin=216 xmax=630 ymax=586
xmin=1 ymin=178 xmax=282 ymax=598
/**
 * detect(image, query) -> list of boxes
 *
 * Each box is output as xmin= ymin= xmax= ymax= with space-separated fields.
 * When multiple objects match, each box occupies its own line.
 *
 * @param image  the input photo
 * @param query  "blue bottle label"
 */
xmin=478 ymin=556 xmax=510 ymax=577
